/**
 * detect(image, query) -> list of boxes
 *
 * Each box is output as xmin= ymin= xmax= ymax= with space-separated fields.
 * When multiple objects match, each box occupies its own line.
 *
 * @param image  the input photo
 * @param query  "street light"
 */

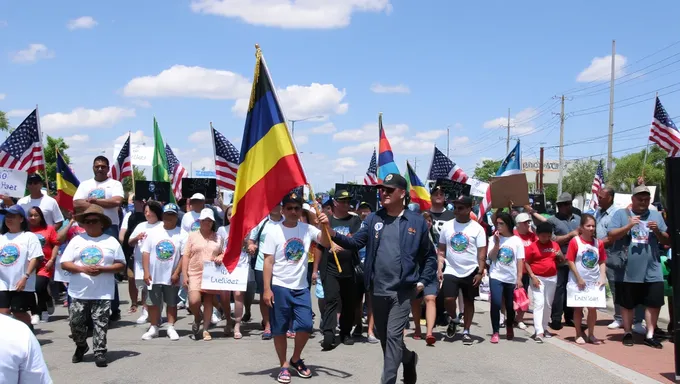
xmin=288 ymin=115 xmax=324 ymax=139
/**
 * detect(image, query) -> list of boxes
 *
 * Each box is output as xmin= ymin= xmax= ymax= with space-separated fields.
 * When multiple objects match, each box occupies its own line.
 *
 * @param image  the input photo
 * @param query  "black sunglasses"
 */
xmin=83 ymin=218 xmax=101 ymax=225
xmin=379 ymin=187 xmax=396 ymax=194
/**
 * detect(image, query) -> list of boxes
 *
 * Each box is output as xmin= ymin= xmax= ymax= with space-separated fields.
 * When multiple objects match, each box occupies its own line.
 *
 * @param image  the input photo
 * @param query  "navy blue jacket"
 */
xmin=330 ymin=209 xmax=437 ymax=292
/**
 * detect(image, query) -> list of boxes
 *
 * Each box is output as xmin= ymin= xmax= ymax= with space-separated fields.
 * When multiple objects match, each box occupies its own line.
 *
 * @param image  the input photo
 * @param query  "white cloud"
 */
xmin=453 ymin=122 xmax=463 ymax=129
xmin=188 ymin=130 xmax=210 ymax=144
xmin=333 ymin=122 xmax=408 ymax=142
xmin=333 ymin=157 xmax=359 ymax=172
xmin=370 ymin=83 xmax=410 ymax=94
xmin=0 ymin=94 xmax=5 ymax=100
xmin=190 ymin=0 xmax=392 ymax=29
xmin=130 ymin=99 xmax=151 ymax=108
xmin=451 ymin=136 xmax=470 ymax=146
xmin=483 ymin=107 xmax=539 ymax=136
xmin=41 ymin=107 xmax=136 ymax=132
xmin=233 ymin=83 xmax=348 ymax=120
xmin=67 ymin=16 xmax=98 ymax=30
xmin=308 ymin=122 xmax=336 ymax=134
xmin=123 ymin=65 xmax=251 ymax=100
xmin=576 ymin=54 xmax=627 ymax=82
xmin=118 ymin=130 xmax=153 ymax=146
xmin=415 ymin=129 xmax=447 ymax=140
xmin=6 ymin=109 xmax=32 ymax=118
xmin=10 ymin=44 xmax=55 ymax=63
xmin=64 ymin=134 xmax=89 ymax=143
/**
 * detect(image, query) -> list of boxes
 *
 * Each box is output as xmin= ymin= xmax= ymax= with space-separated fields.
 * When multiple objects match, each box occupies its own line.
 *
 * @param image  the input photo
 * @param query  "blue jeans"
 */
xmin=489 ymin=278 xmax=515 ymax=334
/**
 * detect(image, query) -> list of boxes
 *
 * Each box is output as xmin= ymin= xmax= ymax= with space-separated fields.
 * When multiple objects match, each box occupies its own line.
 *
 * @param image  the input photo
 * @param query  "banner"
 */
xmin=566 ymin=282 xmax=606 ymax=308
xmin=465 ymin=178 xmax=489 ymax=198
xmin=114 ymin=143 xmax=153 ymax=167
xmin=334 ymin=183 xmax=378 ymax=211
xmin=182 ymin=178 xmax=217 ymax=199
xmin=0 ymin=168 xmax=27 ymax=198
xmin=433 ymin=178 xmax=471 ymax=201
xmin=134 ymin=181 xmax=171 ymax=203
xmin=200 ymin=260 xmax=249 ymax=292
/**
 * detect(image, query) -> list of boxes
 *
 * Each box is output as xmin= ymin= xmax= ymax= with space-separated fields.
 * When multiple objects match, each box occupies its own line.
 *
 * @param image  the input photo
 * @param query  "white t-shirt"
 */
xmin=261 ymin=222 xmax=321 ymax=290
xmin=53 ymin=245 xmax=70 ymax=283
xmin=120 ymin=211 xmax=132 ymax=231
xmin=17 ymin=194 xmax=64 ymax=226
xmin=488 ymin=235 xmax=525 ymax=284
xmin=130 ymin=222 xmax=161 ymax=280
xmin=141 ymin=226 xmax=186 ymax=286
xmin=439 ymin=219 xmax=487 ymax=278
xmin=250 ymin=216 xmax=285 ymax=271
xmin=181 ymin=211 xmax=201 ymax=234
xmin=0 ymin=314 xmax=52 ymax=384
xmin=73 ymin=178 xmax=124 ymax=226
xmin=217 ymin=225 xmax=229 ymax=247
xmin=60 ymin=234 xmax=125 ymax=300
xmin=0 ymin=232 xmax=43 ymax=292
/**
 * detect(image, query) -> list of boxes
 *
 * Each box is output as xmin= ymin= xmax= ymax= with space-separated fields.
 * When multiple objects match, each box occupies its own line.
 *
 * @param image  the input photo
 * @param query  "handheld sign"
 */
xmin=0 ymin=168 xmax=28 ymax=198
xmin=200 ymin=259 xmax=249 ymax=292
xmin=490 ymin=173 xmax=529 ymax=209
xmin=134 ymin=181 xmax=171 ymax=203
xmin=566 ymin=282 xmax=606 ymax=308
xmin=528 ymin=193 xmax=546 ymax=213
xmin=334 ymin=183 xmax=378 ymax=211
xmin=432 ymin=178 xmax=472 ymax=201
xmin=182 ymin=178 xmax=217 ymax=200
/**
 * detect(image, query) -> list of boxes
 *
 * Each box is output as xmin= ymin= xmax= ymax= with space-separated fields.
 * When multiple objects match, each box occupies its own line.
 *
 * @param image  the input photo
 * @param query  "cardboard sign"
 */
xmin=134 ymin=181 xmax=172 ymax=203
xmin=432 ymin=178 xmax=472 ymax=201
xmin=0 ymin=168 xmax=28 ymax=198
xmin=566 ymin=282 xmax=606 ymax=308
xmin=334 ymin=183 xmax=378 ymax=211
xmin=490 ymin=173 xmax=530 ymax=209
xmin=200 ymin=261 xmax=249 ymax=292
xmin=182 ymin=178 xmax=217 ymax=200
xmin=529 ymin=193 xmax=546 ymax=214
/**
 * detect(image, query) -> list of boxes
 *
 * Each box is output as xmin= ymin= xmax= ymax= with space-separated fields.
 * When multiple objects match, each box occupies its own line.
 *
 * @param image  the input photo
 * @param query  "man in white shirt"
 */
xmin=16 ymin=174 xmax=64 ymax=229
xmin=0 ymin=314 xmax=52 ymax=384
xmin=180 ymin=193 xmax=205 ymax=234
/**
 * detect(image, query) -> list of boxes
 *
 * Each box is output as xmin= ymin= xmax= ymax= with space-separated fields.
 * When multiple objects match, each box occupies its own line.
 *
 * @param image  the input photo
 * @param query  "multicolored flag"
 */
xmin=406 ymin=161 xmax=431 ymax=211
xmin=152 ymin=117 xmax=170 ymax=183
xmin=224 ymin=45 xmax=307 ymax=272
xmin=650 ymin=96 xmax=680 ymax=156
xmin=428 ymin=146 xmax=468 ymax=183
xmin=55 ymin=148 xmax=79 ymax=212
xmin=110 ymin=133 xmax=132 ymax=181
xmin=0 ymin=109 xmax=44 ymax=173
xmin=212 ymin=127 xmax=239 ymax=191
xmin=364 ymin=148 xmax=378 ymax=185
xmin=377 ymin=113 xmax=400 ymax=181
xmin=478 ymin=141 xmax=522 ymax=223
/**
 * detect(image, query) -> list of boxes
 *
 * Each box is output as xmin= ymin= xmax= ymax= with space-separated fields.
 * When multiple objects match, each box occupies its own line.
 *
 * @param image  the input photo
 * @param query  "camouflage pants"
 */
xmin=70 ymin=299 xmax=111 ymax=355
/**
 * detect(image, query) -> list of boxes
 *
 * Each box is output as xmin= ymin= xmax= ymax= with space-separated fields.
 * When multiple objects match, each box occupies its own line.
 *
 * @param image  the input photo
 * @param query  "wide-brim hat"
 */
xmin=75 ymin=205 xmax=112 ymax=229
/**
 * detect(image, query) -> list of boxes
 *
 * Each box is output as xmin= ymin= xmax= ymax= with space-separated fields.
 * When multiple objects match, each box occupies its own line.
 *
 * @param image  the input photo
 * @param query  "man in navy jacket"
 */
xmin=319 ymin=173 xmax=437 ymax=384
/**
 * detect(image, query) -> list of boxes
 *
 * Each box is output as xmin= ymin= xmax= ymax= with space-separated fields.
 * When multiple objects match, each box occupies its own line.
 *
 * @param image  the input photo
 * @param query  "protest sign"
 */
xmin=182 ymin=178 xmax=217 ymax=199
xmin=134 ymin=181 xmax=171 ymax=203
xmin=0 ymin=168 xmax=27 ymax=198
xmin=432 ymin=178 xmax=471 ymax=201
xmin=201 ymin=260 xmax=249 ymax=292
xmin=335 ymin=183 xmax=378 ymax=211
xmin=490 ymin=173 xmax=530 ymax=208
xmin=566 ymin=282 xmax=606 ymax=308
xmin=465 ymin=178 xmax=489 ymax=198
xmin=529 ymin=193 xmax=546 ymax=213
xmin=114 ymin=143 xmax=153 ymax=167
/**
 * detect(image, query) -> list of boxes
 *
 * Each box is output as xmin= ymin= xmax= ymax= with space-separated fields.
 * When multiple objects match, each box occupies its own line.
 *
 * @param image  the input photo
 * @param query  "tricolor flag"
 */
xmin=377 ymin=113 xmax=400 ymax=181
xmin=478 ymin=141 xmax=522 ymax=223
xmin=110 ymin=133 xmax=132 ymax=181
xmin=56 ymin=148 xmax=79 ymax=212
xmin=224 ymin=46 xmax=307 ymax=272
xmin=406 ymin=161 xmax=431 ymax=211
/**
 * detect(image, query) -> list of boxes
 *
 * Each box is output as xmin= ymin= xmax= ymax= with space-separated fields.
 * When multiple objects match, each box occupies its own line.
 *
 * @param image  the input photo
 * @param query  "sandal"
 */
xmin=277 ymin=368 xmax=292 ymax=383
xmin=234 ymin=324 xmax=242 ymax=339
xmin=192 ymin=322 xmax=201 ymax=340
xmin=426 ymin=334 xmax=436 ymax=345
xmin=588 ymin=336 xmax=603 ymax=345
xmin=412 ymin=333 xmax=422 ymax=340
xmin=286 ymin=331 xmax=296 ymax=339
xmin=262 ymin=329 xmax=272 ymax=340
xmin=289 ymin=358 xmax=312 ymax=378
xmin=203 ymin=331 xmax=212 ymax=341
xmin=575 ymin=336 xmax=586 ymax=345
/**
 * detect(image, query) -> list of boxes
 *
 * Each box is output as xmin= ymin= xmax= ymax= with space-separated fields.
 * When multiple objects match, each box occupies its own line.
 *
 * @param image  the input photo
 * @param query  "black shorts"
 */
xmin=254 ymin=270 xmax=264 ymax=295
xmin=0 ymin=290 xmax=37 ymax=312
xmin=441 ymin=270 xmax=479 ymax=301
xmin=614 ymin=282 xmax=665 ymax=309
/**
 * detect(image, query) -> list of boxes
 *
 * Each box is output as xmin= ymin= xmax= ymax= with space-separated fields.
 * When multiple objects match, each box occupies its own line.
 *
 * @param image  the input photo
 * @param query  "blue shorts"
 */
xmin=269 ymin=285 xmax=313 ymax=336
xmin=416 ymin=281 xmax=438 ymax=299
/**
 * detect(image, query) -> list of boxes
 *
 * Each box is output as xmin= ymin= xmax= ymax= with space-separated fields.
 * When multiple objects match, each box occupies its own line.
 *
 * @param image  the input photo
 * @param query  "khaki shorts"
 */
xmin=145 ymin=285 xmax=180 ymax=307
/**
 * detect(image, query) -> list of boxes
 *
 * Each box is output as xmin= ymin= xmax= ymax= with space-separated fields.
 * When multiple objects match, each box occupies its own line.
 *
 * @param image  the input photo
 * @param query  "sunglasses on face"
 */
xmin=83 ymin=218 xmax=101 ymax=225
xmin=28 ymin=180 xmax=42 ymax=185
xmin=379 ymin=187 xmax=396 ymax=194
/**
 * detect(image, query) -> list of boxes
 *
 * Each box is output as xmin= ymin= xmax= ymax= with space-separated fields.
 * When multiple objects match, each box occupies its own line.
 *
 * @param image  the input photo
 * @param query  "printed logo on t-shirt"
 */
xmin=155 ymin=240 xmax=176 ymax=261
xmin=36 ymin=233 xmax=46 ymax=247
xmin=80 ymin=246 xmax=104 ymax=266
xmin=334 ymin=226 xmax=350 ymax=236
xmin=0 ymin=243 xmax=20 ymax=266
xmin=450 ymin=232 xmax=469 ymax=253
xmin=191 ymin=220 xmax=200 ymax=232
xmin=283 ymin=237 xmax=305 ymax=263
xmin=580 ymin=249 xmax=598 ymax=269
xmin=497 ymin=247 xmax=515 ymax=265
xmin=87 ymin=188 xmax=106 ymax=199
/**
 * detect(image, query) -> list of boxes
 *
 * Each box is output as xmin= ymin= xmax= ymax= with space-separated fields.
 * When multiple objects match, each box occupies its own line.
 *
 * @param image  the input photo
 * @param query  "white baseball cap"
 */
xmin=190 ymin=193 xmax=206 ymax=201
xmin=515 ymin=212 xmax=532 ymax=224
xmin=199 ymin=208 xmax=215 ymax=221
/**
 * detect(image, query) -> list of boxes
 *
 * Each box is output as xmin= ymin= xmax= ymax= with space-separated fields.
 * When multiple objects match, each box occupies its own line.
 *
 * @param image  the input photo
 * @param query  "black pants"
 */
xmin=35 ymin=275 xmax=53 ymax=313
xmin=551 ymin=265 xmax=574 ymax=324
xmin=372 ymin=290 xmax=415 ymax=384
xmin=321 ymin=273 xmax=356 ymax=337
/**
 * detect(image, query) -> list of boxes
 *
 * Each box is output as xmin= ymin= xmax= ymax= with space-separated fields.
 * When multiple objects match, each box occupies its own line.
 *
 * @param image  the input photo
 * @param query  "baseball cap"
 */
xmin=282 ymin=190 xmax=303 ymax=206
xmin=335 ymin=190 xmax=351 ymax=200
xmin=556 ymin=192 xmax=572 ymax=204
xmin=302 ymin=203 xmax=311 ymax=212
xmin=190 ymin=193 xmax=206 ymax=201
xmin=632 ymin=185 xmax=651 ymax=196
xmin=453 ymin=195 xmax=473 ymax=207
xmin=515 ymin=212 xmax=531 ymax=224
xmin=198 ymin=208 xmax=215 ymax=221
xmin=358 ymin=201 xmax=373 ymax=210
xmin=378 ymin=173 xmax=408 ymax=190
xmin=0 ymin=205 xmax=25 ymax=217
xmin=163 ymin=203 xmax=179 ymax=214
xmin=27 ymin=173 xmax=43 ymax=183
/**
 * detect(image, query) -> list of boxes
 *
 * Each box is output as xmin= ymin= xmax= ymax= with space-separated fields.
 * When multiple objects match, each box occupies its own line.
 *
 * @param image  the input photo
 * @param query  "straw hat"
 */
xmin=75 ymin=205 xmax=112 ymax=229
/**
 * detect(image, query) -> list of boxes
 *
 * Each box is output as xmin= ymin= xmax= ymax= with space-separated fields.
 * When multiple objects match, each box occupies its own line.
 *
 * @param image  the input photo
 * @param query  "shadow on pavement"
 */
xmin=107 ymin=350 xmax=141 ymax=363
xmin=38 ymin=339 xmax=53 ymax=346
xmin=240 ymin=365 xmax=352 ymax=380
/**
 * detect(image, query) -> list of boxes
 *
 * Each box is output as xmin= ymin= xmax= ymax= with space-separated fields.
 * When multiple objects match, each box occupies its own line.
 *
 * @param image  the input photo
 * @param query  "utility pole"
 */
xmin=539 ymin=146 xmax=545 ymax=193
xmin=607 ymin=40 xmax=616 ymax=173
xmin=557 ymin=95 xmax=566 ymax=196
xmin=506 ymin=108 xmax=511 ymax=153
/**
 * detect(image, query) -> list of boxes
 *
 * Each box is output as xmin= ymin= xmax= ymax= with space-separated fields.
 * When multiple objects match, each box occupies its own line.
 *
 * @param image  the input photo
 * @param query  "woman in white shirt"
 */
xmin=0 ymin=205 xmax=43 ymax=328
xmin=487 ymin=212 xmax=524 ymax=344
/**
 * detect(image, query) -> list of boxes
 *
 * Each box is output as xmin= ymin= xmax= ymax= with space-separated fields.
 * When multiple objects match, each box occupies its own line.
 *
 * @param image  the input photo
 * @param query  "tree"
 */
xmin=0 ymin=110 xmax=8 ymax=133
xmin=327 ymin=187 xmax=335 ymax=197
xmin=473 ymin=159 xmax=502 ymax=182
xmin=544 ymin=184 xmax=558 ymax=203
xmin=346 ymin=181 xmax=358 ymax=185
xmin=123 ymin=166 xmax=147 ymax=194
xmin=43 ymin=136 xmax=70 ymax=186
xmin=561 ymin=159 xmax=601 ymax=197
xmin=609 ymin=146 xmax=666 ymax=199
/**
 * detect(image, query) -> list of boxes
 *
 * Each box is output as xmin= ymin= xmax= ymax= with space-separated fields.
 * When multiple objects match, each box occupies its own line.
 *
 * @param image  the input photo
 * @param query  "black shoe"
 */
xmin=72 ymin=345 xmax=89 ymax=363
xmin=94 ymin=353 xmax=108 ymax=367
xmin=403 ymin=351 xmax=418 ymax=384
xmin=564 ymin=319 xmax=575 ymax=327
xmin=654 ymin=328 xmax=670 ymax=339
xmin=109 ymin=312 xmax=121 ymax=322
xmin=644 ymin=337 xmax=663 ymax=349
xmin=549 ymin=321 xmax=563 ymax=330
xmin=622 ymin=332 xmax=634 ymax=347
xmin=242 ymin=312 xmax=251 ymax=323
xmin=321 ymin=332 xmax=335 ymax=350
xmin=446 ymin=319 xmax=457 ymax=339
xmin=462 ymin=333 xmax=473 ymax=346
xmin=341 ymin=335 xmax=355 ymax=346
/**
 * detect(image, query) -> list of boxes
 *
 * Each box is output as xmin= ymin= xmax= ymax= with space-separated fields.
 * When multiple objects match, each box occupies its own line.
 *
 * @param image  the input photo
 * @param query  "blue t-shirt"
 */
xmin=608 ymin=208 xmax=667 ymax=283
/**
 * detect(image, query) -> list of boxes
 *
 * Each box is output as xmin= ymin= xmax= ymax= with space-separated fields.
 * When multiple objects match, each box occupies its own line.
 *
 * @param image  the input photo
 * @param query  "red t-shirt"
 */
xmin=566 ymin=236 xmax=607 ymax=264
xmin=525 ymin=240 xmax=560 ymax=277
xmin=31 ymin=226 xmax=59 ymax=278
xmin=67 ymin=224 xmax=86 ymax=242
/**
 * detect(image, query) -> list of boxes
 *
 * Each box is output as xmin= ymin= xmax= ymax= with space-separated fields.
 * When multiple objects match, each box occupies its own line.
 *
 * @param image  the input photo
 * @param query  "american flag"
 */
xmin=165 ymin=144 xmax=188 ymax=200
xmin=212 ymin=127 xmax=239 ymax=191
xmin=110 ymin=134 xmax=132 ymax=181
xmin=588 ymin=160 xmax=605 ymax=211
xmin=650 ymin=96 xmax=680 ymax=156
xmin=364 ymin=149 xmax=378 ymax=185
xmin=0 ymin=109 xmax=44 ymax=173
xmin=428 ymin=146 xmax=468 ymax=183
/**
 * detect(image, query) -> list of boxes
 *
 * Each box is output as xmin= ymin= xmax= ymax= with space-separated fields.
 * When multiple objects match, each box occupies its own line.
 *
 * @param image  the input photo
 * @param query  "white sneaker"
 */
xmin=136 ymin=308 xmax=149 ymax=324
xmin=142 ymin=325 xmax=159 ymax=340
xmin=517 ymin=321 xmax=527 ymax=330
xmin=633 ymin=322 xmax=647 ymax=335
xmin=40 ymin=313 xmax=50 ymax=323
xmin=177 ymin=301 xmax=186 ymax=310
xmin=167 ymin=326 xmax=180 ymax=341
xmin=31 ymin=314 xmax=40 ymax=325
xmin=607 ymin=320 xmax=622 ymax=329
xmin=211 ymin=312 xmax=220 ymax=325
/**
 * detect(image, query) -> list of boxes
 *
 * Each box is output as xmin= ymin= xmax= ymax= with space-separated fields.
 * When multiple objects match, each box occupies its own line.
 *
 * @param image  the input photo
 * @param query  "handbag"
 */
xmin=513 ymin=288 xmax=530 ymax=312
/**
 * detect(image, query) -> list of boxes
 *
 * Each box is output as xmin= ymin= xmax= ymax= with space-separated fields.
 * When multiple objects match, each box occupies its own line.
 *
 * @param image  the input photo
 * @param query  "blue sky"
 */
xmin=2 ymin=0 xmax=680 ymax=192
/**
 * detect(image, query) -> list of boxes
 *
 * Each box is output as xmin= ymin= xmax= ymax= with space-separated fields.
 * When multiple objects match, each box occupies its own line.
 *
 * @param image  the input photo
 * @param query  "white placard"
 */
xmin=0 ymin=168 xmax=27 ymax=198
xmin=566 ymin=282 xmax=606 ymax=308
xmin=200 ymin=260 xmax=249 ymax=292
xmin=114 ymin=144 xmax=154 ymax=167
xmin=465 ymin=178 xmax=489 ymax=198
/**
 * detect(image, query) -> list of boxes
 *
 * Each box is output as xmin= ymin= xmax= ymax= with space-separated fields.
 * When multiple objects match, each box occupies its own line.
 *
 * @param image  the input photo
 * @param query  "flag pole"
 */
xmin=129 ymin=131 xmax=136 ymax=195
xmin=35 ymin=104 xmax=50 ymax=194
xmin=209 ymin=122 xmax=220 ymax=203
xmin=641 ymin=93 xmax=658 ymax=182
xmin=307 ymin=183 xmax=342 ymax=273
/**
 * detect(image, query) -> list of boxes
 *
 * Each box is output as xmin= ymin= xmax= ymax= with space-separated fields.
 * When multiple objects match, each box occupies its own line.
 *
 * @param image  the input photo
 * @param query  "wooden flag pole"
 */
xmin=307 ymin=183 xmax=341 ymax=273
xmin=36 ymin=105 xmax=50 ymax=194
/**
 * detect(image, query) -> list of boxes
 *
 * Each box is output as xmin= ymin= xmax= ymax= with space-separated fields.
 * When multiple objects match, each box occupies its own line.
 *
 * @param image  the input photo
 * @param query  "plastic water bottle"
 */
xmin=315 ymin=277 xmax=324 ymax=299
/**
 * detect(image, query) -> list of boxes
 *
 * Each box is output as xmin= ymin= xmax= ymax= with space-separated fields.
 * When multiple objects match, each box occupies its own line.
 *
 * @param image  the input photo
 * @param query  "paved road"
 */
xmin=37 ymin=283 xmax=633 ymax=384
